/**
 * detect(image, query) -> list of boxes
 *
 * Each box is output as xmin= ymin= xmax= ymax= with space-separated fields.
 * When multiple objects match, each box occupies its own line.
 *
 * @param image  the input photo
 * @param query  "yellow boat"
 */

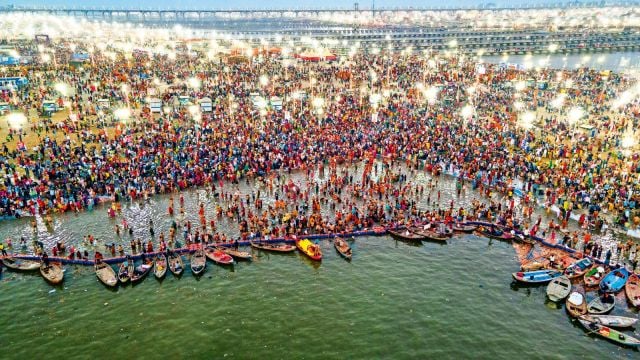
xmin=296 ymin=239 xmax=322 ymax=261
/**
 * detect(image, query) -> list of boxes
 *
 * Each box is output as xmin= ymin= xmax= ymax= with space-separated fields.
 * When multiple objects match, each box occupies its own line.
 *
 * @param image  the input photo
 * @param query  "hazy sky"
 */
xmin=0 ymin=0 xmax=582 ymax=10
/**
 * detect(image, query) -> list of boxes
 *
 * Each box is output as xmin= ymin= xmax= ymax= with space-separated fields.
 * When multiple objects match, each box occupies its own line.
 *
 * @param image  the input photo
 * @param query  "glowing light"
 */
xmin=259 ymin=75 xmax=269 ymax=87
xmin=622 ymin=133 xmax=636 ymax=149
xmin=54 ymin=82 xmax=70 ymax=96
xmin=312 ymin=97 xmax=325 ymax=109
xmin=460 ymin=104 xmax=474 ymax=119
xmin=550 ymin=94 xmax=567 ymax=109
xmin=520 ymin=111 xmax=535 ymax=129
xmin=424 ymin=86 xmax=439 ymax=104
xmin=114 ymin=108 xmax=131 ymax=120
xmin=7 ymin=112 xmax=27 ymax=130
xmin=567 ymin=106 xmax=584 ymax=125
xmin=187 ymin=77 xmax=201 ymax=89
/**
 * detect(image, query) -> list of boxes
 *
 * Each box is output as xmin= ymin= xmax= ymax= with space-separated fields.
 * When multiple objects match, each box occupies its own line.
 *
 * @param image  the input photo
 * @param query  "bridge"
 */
xmin=0 ymin=2 xmax=639 ymax=22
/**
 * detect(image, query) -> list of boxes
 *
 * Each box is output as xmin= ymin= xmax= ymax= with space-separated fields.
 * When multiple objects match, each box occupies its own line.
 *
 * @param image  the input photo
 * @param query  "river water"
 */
xmin=0 ymin=162 xmax=639 ymax=358
xmin=482 ymin=52 xmax=640 ymax=72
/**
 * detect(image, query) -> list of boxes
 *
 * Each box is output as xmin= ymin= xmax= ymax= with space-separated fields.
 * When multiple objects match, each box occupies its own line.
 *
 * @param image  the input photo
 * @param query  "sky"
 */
xmin=0 ymin=1 xmax=593 ymax=10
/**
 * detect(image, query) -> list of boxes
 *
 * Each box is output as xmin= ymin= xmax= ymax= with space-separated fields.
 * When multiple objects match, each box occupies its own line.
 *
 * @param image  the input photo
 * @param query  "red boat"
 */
xmin=205 ymin=247 xmax=234 ymax=265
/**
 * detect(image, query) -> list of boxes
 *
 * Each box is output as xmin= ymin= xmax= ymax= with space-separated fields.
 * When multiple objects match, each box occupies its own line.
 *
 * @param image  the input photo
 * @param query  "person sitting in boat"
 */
xmin=42 ymin=252 xmax=49 ymax=266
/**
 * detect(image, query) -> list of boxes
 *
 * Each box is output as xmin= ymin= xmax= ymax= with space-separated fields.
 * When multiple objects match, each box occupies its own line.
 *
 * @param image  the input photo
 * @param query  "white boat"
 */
xmin=580 ymin=314 xmax=638 ymax=329
xmin=546 ymin=275 xmax=571 ymax=302
xmin=587 ymin=295 xmax=615 ymax=314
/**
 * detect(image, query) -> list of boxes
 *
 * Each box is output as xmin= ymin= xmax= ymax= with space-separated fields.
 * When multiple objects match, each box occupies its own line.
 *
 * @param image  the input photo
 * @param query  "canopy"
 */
xmin=294 ymin=48 xmax=337 ymax=62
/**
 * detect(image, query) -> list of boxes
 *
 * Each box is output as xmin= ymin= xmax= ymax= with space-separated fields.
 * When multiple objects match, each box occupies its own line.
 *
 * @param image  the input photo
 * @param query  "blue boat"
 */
xmin=564 ymin=257 xmax=594 ymax=279
xmin=600 ymin=267 xmax=630 ymax=293
xmin=512 ymin=269 xmax=563 ymax=284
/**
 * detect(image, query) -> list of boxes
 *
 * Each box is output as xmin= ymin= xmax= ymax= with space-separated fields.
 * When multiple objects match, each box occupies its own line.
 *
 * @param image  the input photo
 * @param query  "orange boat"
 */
xmin=296 ymin=239 xmax=322 ymax=261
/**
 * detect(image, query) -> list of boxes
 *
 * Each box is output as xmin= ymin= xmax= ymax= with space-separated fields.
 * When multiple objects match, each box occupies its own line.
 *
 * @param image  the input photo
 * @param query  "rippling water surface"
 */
xmin=1 ymin=235 xmax=638 ymax=359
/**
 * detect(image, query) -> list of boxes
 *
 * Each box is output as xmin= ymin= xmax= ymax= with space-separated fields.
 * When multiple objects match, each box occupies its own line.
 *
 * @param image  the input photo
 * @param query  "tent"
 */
xmin=294 ymin=48 xmax=337 ymax=62
xmin=148 ymin=98 xmax=162 ymax=113
xmin=198 ymin=97 xmax=213 ymax=112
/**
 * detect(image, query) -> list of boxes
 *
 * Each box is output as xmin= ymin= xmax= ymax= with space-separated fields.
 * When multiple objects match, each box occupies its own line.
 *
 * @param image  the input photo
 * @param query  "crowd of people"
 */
xmin=0 ymin=38 xmax=639 ymax=270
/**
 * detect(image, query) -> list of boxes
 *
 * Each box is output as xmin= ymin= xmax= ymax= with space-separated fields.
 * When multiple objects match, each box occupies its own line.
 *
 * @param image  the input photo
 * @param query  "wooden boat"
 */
xmin=512 ymin=269 xmax=562 ymax=284
xmin=214 ymin=246 xmax=252 ymax=261
xmin=334 ymin=237 xmax=352 ymax=260
xmin=410 ymin=227 xmax=448 ymax=242
xmin=131 ymin=258 xmax=153 ymax=283
xmin=168 ymin=252 xmax=184 ymax=276
xmin=587 ymin=295 xmax=615 ymax=314
xmin=578 ymin=319 xmax=640 ymax=347
xmin=388 ymin=228 xmax=425 ymax=242
xmin=2 ymin=257 xmax=41 ymax=271
xmin=452 ymin=223 xmax=477 ymax=233
xmin=430 ymin=224 xmax=453 ymax=237
xmin=40 ymin=262 xmax=64 ymax=285
xmin=625 ymin=274 xmax=640 ymax=307
xmin=546 ymin=275 xmax=571 ymax=302
xmin=190 ymin=249 xmax=206 ymax=276
xmin=250 ymin=241 xmax=296 ymax=253
xmin=296 ymin=239 xmax=322 ymax=261
xmin=579 ymin=315 xmax=638 ymax=329
xmin=513 ymin=234 xmax=536 ymax=245
xmin=584 ymin=266 xmax=605 ymax=287
xmin=563 ymin=258 xmax=594 ymax=279
xmin=205 ymin=247 xmax=234 ymax=265
xmin=118 ymin=260 xmax=130 ymax=283
xmin=521 ymin=257 xmax=548 ymax=272
xmin=475 ymin=227 xmax=514 ymax=241
xmin=600 ymin=267 xmax=630 ymax=293
xmin=154 ymin=253 xmax=167 ymax=279
xmin=94 ymin=258 xmax=118 ymax=287
xmin=566 ymin=290 xmax=587 ymax=318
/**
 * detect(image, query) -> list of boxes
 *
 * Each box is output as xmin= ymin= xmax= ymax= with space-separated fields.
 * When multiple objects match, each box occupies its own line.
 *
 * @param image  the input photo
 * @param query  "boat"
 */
xmin=475 ymin=227 xmax=514 ymax=241
xmin=430 ymin=223 xmax=453 ymax=237
xmin=40 ymin=262 xmax=64 ymax=285
xmin=334 ymin=237 xmax=352 ymax=260
xmin=566 ymin=290 xmax=588 ymax=318
xmin=190 ymin=249 xmax=206 ymax=275
xmin=214 ymin=246 xmax=252 ymax=261
xmin=625 ymin=274 xmax=640 ymax=307
xmin=584 ymin=266 xmax=605 ymax=287
xmin=513 ymin=234 xmax=536 ymax=245
xmin=587 ymin=294 xmax=616 ymax=314
xmin=168 ymin=252 xmax=184 ymax=276
xmin=546 ymin=275 xmax=571 ymax=302
xmin=578 ymin=319 xmax=640 ymax=347
xmin=250 ymin=241 xmax=296 ymax=253
xmin=154 ymin=253 xmax=167 ymax=279
xmin=118 ymin=260 xmax=130 ymax=283
xmin=600 ymin=267 xmax=630 ymax=293
xmin=1 ymin=257 xmax=41 ymax=271
xmin=205 ymin=247 xmax=234 ymax=265
xmin=410 ymin=227 xmax=448 ymax=242
xmin=296 ymin=239 xmax=322 ymax=261
xmin=94 ymin=254 xmax=117 ymax=287
xmin=512 ymin=269 xmax=562 ymax=284
xmin=521 ymin=257 xmax=548 ymax=272
xmin=452 ymin=223 xmax=477 ymax=233
xmin=388 ymin=228 xmax=425 ymax=242
xmin=563 ymin=257 xmax=594 ymax=279
xmin=131 ymin=258 xmax=153 ymax=283
xmin=579 ymin=315 xmax=638 ymax=329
